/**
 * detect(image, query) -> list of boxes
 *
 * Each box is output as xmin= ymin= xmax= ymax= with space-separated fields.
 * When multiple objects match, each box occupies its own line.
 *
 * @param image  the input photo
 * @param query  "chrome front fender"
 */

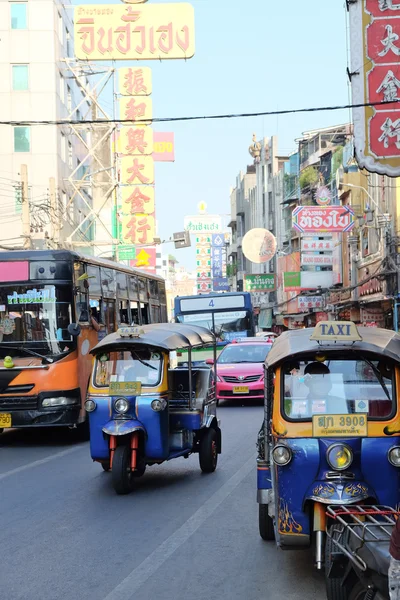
xmin=102 ymin=419 xmax=146 ymax=437
xmin=306 ymin=481 xmax=376 ymax=505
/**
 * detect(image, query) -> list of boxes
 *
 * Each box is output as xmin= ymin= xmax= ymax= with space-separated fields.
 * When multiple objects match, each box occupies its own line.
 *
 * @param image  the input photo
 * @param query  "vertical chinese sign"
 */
xmin=350 ymin=0 xmax=400 ymax=175
xmin=211 ymin=233 xmax=229 ymax=291
xmin=118 ymin=67 xmax=156 ymax=270
xmin=196 ymin=235 xmax=212 ymax=292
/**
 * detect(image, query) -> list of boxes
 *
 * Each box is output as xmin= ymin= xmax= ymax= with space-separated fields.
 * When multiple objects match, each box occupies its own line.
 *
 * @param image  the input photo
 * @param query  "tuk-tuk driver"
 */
xmin=303 ymin=362 xmax=341 ymax=415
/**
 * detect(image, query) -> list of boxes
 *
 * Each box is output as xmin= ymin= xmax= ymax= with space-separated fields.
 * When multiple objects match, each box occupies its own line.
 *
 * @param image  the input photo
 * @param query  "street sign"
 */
xmin=118 ymin=245 xmax=136 ymax=260
xmin=173 ymin=230 xmax=191 ymax=249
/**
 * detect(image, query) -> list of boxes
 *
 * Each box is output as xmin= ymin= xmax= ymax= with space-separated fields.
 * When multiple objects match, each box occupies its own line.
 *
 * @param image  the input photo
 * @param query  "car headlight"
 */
xmin=388 ymin=446 xmax=400 ymax=467
xmin=327 ymin=443 xmax=353 ymax=471
xmin=151 ymin=398 xmax=167 ymax=412
xmin=272 ymin=444 xmax=292 ymax=466
xmin=42 ymin=396 xmax=78 ymax=407
xmin=85 ymin=399 xmax=97 ymax=413
xmin=114 ymin=397 xmax=130 ymax=414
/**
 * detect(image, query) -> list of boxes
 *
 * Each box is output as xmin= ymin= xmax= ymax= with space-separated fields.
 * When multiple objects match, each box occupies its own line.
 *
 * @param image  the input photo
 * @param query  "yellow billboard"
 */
xmin=119 ymin=126 xmax=153 ymax=155
xmin=121 ymin=156 xmax=154 ymax=185
xmin=119 ymin=97 xmax=152 ymax=124
xmin=74 ymin=3 xmax=195 ymax=61
xmin=121 ymin=213 xmax=155 ymax=245
xmin=119 ymin=67 xmax=152 ymax=96
xmin=121 ymin=185 xmax=155 ymax=214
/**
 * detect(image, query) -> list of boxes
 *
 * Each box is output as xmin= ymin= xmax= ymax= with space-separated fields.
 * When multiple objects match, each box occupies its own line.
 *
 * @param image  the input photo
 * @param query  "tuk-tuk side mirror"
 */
xmin=68 ymin=323 xmax=81 ymax=337
xmin=206 ymin=358 xmax=214 ymax=365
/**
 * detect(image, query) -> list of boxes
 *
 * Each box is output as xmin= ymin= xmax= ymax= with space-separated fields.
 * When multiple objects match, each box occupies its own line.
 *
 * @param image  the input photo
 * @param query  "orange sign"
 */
xmin=119 ymin=67 xmax=152 ymax=96
xmin=119 ymin=126 xmax=153 ymax=155
xmin=74 ymin=4 xmax=195 ymax=61
xmin=120 ymin=156 xmax=154 ymax=185
xmin=121 ymin=186 xmax=155 ymax=214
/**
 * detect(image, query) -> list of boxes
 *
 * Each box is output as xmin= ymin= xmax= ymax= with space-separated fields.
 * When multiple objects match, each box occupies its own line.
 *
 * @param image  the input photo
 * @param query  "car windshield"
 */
xmin=283 ymin=359 xmax=394 ymax=420
xmin=177 ymin=311 xmax=251 ymax=341
xmin=95 ymin=349 xmax=163 ymax=388
xmin=0 ymin=284 xmax=74 ymax=357
xmin=218 ymin=343 xmax=271 ymax=364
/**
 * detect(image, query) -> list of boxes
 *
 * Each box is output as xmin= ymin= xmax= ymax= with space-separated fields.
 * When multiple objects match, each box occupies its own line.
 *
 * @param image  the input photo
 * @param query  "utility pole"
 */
xmin=49 ymin=177 xmax=59 ymax=246
xmin=21 ymin=164 xmax=31 ymax=249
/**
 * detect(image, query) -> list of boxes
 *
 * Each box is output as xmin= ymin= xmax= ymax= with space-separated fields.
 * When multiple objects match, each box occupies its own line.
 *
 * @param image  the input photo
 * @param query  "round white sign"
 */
xmin=242 ymin=228 xmax=277 ymax=264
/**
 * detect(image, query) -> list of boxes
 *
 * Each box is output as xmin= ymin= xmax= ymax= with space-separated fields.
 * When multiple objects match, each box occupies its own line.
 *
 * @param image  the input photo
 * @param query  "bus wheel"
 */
xmin=259 ymin=504 xmax=275 ymax=541
xmin=199 ymin=428 xmax=218 ymax=473
xmin=112 ymin=445 xmax=134 ymax=495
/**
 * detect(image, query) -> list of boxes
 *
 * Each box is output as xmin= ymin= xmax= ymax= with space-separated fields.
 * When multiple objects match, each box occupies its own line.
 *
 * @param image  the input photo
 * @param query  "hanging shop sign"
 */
xmin=292 ymin=206 xmax=355 ymax=233
xmin=315 ymin=185 xmax=332 ymax=206
xmin=74 ymin=3 xmax=195 ymax=61
xmin=7 ymin=288 xmax=56 ymax=304
xmin=153 ymin=132 xmax=175 ymax=162
xmin=244 ymin=274 xmax=275 ymax=292
xmin=119 ymin=67 xmax=152 ymax=96
xmin=301 ymin=254 xmax=333 ymax=266
xmin=298 ymin=296 xmax=324 ymax=310
xmin=301 ymin=239 xmax=335 ymax=252
xmin=242 ymin=228 xmax=277 ymax=264
xmin=349 ymin=0 xmax=400 ymax=176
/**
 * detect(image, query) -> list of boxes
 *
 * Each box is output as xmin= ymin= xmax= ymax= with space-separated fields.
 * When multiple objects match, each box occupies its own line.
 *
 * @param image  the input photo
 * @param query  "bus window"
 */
xmin=101 ymin=268 xmax=116 ymax=298
xmin=138 ymin=278 xmax=147 ymax=302
xmin=87 ymin=266 xmax=102 ymax=296
xmin=149 ymin=280 xmax=158 ymax=299
xmin=104 ymin=300 xmax=116 ymax=334
xmin=118 ymin=300 xmax=130 ymax=325
xmin=140 ymin=302 xmax=150 ymax=324
xmin=130 ymin=301 xmax=140 ymax=325
xmin=116 ymin=272 xmax=128 ymax=299
xmin=129 ymin=275 xmax=139 ymax=301
xmin=150 ymin=304 xmax=160 ymax=323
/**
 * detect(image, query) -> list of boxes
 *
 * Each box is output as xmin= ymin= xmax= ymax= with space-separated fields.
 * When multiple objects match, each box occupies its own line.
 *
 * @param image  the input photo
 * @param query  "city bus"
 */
xmin=0 ymin=249 xmax=167 ymax=434
xmin=174 ymin=292 xmax=255 ymax=362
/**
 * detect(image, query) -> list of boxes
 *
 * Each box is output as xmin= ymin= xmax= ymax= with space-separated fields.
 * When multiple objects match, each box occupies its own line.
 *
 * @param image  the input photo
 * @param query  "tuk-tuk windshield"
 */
xmin=283 ymin=358 xmax=394 ymax=420
xmin=94 ymin=349 xmax=163 ymax=388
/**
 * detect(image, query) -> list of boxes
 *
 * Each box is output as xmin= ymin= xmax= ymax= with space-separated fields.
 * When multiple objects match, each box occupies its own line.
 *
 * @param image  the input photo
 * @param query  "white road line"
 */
xmin=103 ymin=452 xmax=257 ymax=600
xmin=0 ymin=445 xmax=83 ymax=481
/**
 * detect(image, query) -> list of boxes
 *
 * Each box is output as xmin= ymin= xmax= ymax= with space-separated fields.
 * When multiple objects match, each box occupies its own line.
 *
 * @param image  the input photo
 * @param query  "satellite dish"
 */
xmin=336 ymin=166 xmax=344 ymax=191
xmin=242 ymin=228 xmax=277 ymax=264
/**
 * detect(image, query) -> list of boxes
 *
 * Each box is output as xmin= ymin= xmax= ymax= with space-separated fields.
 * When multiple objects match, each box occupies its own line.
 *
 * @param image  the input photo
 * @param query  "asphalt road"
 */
xmin=0 ymin=402 xmax=325 ymax=600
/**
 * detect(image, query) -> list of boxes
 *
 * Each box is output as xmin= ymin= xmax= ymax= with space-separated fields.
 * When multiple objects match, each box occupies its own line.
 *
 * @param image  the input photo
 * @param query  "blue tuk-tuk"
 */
xmin=85 ymin=323 xmax=221 ymax=494
xmin=256 ymin=321 xmax=400 ymax=597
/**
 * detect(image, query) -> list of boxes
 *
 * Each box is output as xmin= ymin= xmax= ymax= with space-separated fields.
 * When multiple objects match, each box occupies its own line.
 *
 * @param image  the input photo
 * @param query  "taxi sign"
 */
xmin=310 ymin=321 xmax=362 ymax=343
xmin=117 ymin=327 xmax=144 ymax=338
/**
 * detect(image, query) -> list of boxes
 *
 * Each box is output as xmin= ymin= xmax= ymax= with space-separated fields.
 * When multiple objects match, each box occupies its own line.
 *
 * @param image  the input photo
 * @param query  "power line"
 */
xmin=0 ymin=99 xmax=399 ymax=127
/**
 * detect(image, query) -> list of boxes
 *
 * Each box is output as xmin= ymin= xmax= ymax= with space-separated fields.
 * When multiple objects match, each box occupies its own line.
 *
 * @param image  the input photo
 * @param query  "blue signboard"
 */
xmin=213 ymin=277 xmax=230 ymax=292
xmin=212 ymin=233 xmax=224 ymax=247
xmin=211 ymin=246 xmax=223 ymax=278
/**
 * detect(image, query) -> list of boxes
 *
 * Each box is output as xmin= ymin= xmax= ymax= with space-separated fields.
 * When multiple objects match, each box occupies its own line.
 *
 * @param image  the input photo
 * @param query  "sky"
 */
xmin=72 ymin=0 xmax=351 ymax=269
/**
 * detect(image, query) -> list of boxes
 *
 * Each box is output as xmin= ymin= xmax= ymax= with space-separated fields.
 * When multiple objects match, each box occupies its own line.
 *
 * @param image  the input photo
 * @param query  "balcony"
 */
xmin=228 ymin=241 xmax=237 ymax=256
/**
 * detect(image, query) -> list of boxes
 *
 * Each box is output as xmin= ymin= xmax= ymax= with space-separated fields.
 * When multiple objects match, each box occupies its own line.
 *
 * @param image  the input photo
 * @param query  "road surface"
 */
xmin=0 ymin=402 xmax=325 ymax=600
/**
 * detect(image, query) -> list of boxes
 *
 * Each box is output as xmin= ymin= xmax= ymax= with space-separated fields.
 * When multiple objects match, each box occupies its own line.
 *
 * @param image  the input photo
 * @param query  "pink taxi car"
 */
xmin=207 ymin=338 xmax=273 ymax=403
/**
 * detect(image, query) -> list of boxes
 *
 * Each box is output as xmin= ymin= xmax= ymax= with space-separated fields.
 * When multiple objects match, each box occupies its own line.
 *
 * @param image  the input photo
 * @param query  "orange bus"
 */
xmin=0 ymin=249 xmax=167 ymax=434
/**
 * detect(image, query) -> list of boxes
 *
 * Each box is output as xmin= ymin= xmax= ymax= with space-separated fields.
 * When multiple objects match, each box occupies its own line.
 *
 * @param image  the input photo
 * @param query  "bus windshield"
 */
xmin=176 ymin=310 xmax=252 ymax=341
xmin=0 ymin=284 xmax=74 ymax=357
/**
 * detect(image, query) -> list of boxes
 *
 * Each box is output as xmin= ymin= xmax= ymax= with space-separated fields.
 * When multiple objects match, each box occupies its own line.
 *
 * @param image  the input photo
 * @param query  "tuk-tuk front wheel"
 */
xmin=112 ymin=445 xmax=134 ymax=495
xmin=199 ymin=428 xmax=218 ymax=473
xmin=325 ymin=524 xmax=348 ymax=600
xmin=259 ymin=504 xmax=275 ymax=541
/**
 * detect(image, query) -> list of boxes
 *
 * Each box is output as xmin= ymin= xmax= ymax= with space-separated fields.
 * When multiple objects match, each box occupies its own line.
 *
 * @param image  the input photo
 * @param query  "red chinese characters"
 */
xmin=127 ymin=158 xmax=150 ymax=184
xmin=125 ymin=187 xmax=151 ymax=212
xmin=125 ymin=128 xmax=148 ymax=154
xmin=124 ymin=68 xmax=147 ymax=95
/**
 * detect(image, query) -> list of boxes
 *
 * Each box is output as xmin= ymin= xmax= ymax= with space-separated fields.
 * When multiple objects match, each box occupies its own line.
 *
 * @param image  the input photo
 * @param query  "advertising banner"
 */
xmin=292 ymin=206 xmax=355 ymax=233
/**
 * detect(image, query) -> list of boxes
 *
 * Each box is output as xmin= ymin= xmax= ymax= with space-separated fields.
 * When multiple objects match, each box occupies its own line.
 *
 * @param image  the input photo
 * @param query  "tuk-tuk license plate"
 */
xmin=312 ymin=414 xmax=368 ymax=437
xmin=233 ymin=386 xmax=249 ymax=394
xmin=0 ymin=413 xmax=11 ymax=428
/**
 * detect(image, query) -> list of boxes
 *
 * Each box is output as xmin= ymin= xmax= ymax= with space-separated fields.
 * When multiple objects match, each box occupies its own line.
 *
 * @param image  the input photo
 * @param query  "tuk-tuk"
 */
xmin=85 ymin=323 xmax=221 ymax=495
xmin=256 ymin=321 xmax=400 ymax=592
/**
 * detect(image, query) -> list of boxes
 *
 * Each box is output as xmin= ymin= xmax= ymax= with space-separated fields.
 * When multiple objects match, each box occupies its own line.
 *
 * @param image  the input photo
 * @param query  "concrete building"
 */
xmin=0 ymin=0 xmax=92 ymax=249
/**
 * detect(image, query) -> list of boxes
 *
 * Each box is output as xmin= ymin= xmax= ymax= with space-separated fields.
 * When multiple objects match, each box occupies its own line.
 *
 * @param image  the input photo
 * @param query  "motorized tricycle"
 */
xmin=256 ymin=321 xmax=400 ymax=598
xmin=85 ymin=323 xmax=221 ymax=494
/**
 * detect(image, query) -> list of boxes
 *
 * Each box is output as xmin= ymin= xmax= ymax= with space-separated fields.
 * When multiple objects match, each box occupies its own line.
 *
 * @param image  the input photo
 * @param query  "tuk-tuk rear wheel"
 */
xmin=199 ymin=428 xmax=218 ymax=473
xmin=112 ymin=445 xmax=134 ymax=495
xmin=325 ymin=525 xmax=348 ymax=600
xmin=259 ymin=504 xmax=275 ymax=541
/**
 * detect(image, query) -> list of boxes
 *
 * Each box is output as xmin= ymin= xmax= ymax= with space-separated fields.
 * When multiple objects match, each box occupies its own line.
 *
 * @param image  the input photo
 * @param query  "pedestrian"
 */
xmin=389 ymin=518 xmax=400 ymax=599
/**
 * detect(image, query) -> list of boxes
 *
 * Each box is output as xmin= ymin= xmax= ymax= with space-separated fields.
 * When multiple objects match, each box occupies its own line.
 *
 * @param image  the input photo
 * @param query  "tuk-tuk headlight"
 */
xmin=388 ymin=446 xmax=400 ymax=467
xmin=85 ymin=399 xmax=97 ymax=413
xmin=327 ymin=443 xmax=353 ymax=471
xmin=114 ymin=398 xmax=130 ymax=414
xmin=272 ymin=445 xmax=292 ymax=466
xmin=151 ymin=399 xmax=167 ymax=412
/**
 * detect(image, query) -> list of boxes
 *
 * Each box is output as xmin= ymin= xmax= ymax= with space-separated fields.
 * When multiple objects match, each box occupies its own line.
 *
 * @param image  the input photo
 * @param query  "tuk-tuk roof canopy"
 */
xmin=91 ymin=323 xmax=215 ymax=355
xmin=266 ymin=326 xmax=400 ymax=368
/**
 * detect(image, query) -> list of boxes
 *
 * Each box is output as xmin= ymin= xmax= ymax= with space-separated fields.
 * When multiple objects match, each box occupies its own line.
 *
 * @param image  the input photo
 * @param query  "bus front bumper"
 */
xmin=0 ymin=389 xmax=82 ymax=428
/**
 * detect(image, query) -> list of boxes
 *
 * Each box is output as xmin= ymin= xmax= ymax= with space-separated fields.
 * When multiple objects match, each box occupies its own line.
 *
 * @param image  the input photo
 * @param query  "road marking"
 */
xmin=103 ymin=452 xmax=257 ymax=600
xmin=0 ymin=445 xmax=83 ymax=481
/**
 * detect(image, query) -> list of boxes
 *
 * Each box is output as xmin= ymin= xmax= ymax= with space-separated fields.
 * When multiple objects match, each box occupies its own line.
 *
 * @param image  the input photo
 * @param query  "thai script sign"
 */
xmin=298 ymin=296 xmax=324 ymax=310
xmin=301 ymin=254 xmax=333 ymax=266
xmin=7 ymin=288 xmax=56 ymax=304
xmin=184 ymin=215 xmax=222 ymax=232
xmin=244 ymin=274 xmax=275 ymax=292
xmin=349 ymin=0 xmax=400 ymax=175
xmin=213 ymin=278 xmax=229 ymax=292
xmin=283 ymin=272 xmax=301 ymax=291
xmin=74 ymin=3 xmax=195 ymax=61
xmin=292 ymin=206 xmax=355 ymax=233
